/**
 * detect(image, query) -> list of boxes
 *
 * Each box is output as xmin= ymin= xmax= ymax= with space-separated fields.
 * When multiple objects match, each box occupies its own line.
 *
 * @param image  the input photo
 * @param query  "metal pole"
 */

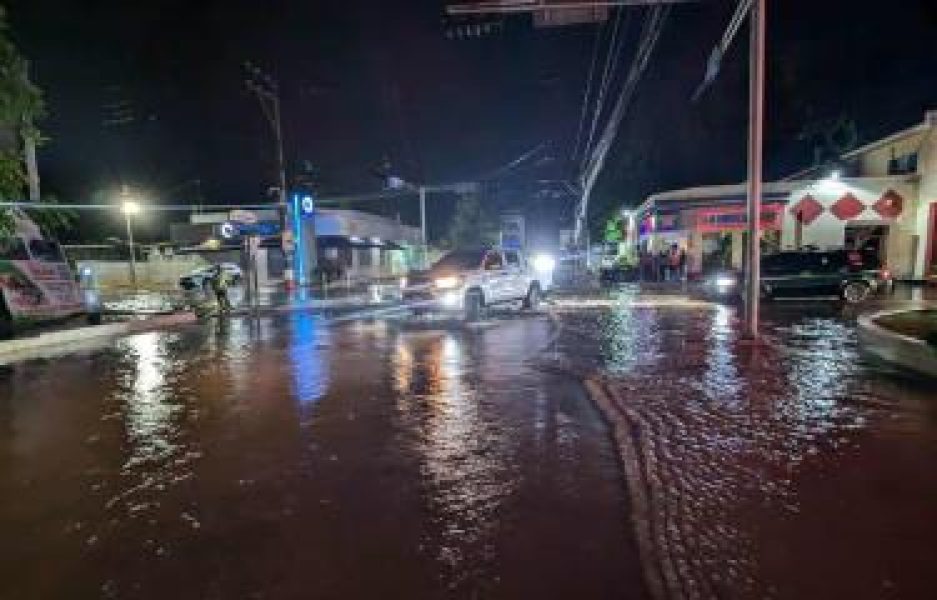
xmin=419 ymin=186 xmax=427 ymax=268
xmin=744 ymin=0 xmax=765 ymax=338
xmin=271 ymin=94 xmax=295 ymax=289
xmin=125 ymin=213 xmax=137 ymax=288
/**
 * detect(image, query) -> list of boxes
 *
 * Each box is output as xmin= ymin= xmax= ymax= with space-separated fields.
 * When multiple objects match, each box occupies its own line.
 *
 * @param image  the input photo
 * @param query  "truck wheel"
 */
xmin=522 ymin=283 xmax=541 ymax=310
xmin=842 ymin=281 xmax=870 ymax=304
xmin=464 ymin=290 xmax=485 ymax=322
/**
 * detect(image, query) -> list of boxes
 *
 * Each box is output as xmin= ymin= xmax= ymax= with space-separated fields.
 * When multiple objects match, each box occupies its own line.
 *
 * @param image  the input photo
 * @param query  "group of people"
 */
xmin=638 ymin=244 xmax=687 ymax=282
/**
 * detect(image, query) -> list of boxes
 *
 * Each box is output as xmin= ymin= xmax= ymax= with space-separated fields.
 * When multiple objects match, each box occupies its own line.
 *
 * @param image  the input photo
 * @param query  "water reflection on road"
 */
xmin=0 ymin=312 xmax=642 ymax=599
xmin=556 ymin=290 xmax=937 ymax=599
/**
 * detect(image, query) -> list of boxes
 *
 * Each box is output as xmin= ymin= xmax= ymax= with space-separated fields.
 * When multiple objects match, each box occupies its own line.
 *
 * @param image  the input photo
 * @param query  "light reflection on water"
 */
xmin=117 ymin=332 xmax=184 ymax=471
xmin=701 ymin=303 xmax=743 ymax=405
xmin=288 ymin=312 xmax=331 ymax=406
xmin=391 ymin=329 xmax=517 ymax=593
xmin=566 ymin=298 xmax=908 ymax=597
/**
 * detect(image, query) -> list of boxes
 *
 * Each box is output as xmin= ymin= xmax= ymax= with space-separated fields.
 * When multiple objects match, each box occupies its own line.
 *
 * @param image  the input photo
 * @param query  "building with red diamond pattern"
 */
xmin=634 ymin=110 xmax=937 ymax=280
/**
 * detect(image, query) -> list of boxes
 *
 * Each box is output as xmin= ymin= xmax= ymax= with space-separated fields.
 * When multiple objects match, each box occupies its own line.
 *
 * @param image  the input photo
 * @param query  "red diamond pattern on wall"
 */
xmin=830 ymin=192 xmax=865 ymax=220
xmin=789 ymin=195 xmax=824 ymax=225
xmin=873 ymin=189 xmax=904 ymax=219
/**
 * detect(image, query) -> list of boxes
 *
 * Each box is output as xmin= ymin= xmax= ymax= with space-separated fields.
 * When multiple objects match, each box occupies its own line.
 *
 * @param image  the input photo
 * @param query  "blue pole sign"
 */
xmin=291 ymin=193 xmax=315 ymax=286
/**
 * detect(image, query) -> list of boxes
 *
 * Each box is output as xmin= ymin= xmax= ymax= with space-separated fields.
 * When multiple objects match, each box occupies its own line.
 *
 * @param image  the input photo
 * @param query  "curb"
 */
xmin=858 ymin=308 xmax=937 ymax=377
xmin=0 ymin=312 xmax=198 ymax=365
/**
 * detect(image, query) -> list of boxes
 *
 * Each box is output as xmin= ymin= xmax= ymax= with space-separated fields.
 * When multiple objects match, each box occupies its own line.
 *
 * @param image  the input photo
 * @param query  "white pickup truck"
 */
xmin=402 ymin=247 xmax=544 ymax=320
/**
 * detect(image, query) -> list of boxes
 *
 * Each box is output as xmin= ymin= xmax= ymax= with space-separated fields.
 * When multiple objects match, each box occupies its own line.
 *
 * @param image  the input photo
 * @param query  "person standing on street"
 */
xmin=210 ymin=265 xmax=232 ymax=313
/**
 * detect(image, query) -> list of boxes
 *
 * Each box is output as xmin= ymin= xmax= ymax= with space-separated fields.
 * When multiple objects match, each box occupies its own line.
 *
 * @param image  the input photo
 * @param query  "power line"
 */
xmin=571 ymin=22 xmax=605 ymax=163
xmin=580 ymin=6 xmax=627 ymax=168
xmin=474 ymin=142 xmax=549 ymax=181
xmin=691 ymin=0 xmax=752 ymax=102
xmin=447 ymin=1 xmax=696 ymax=16
xmin=574 ymin=4 xmax=672 ymax=245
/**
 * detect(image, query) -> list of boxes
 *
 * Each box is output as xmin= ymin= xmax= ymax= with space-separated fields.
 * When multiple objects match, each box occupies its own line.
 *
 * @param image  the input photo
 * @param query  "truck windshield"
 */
xmin=432 ymin=249 xmax=486 ymax=271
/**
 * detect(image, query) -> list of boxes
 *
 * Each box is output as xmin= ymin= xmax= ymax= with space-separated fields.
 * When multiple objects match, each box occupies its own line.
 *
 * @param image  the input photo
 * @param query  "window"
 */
xmin=0 ymin=237 xmax=29 ymax=260
xmin=504 ymin=251 xmax=520 ymax=268
xmin=887 ymin=152 xmax=918 ymax=176
xmin=483 ymin=252 xmax=504 ymax=271
xmin=358 ymin=247 xmax=372 ymax=267
xmin=762 ymin=252 xmax=805 ymax=275
xmin=28 ymin=240 xmax=65 ymax=262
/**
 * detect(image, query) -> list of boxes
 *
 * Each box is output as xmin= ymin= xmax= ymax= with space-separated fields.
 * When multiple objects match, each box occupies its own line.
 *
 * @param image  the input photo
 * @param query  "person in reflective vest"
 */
xmin=210 ymin=265 xmax=232 ymax=312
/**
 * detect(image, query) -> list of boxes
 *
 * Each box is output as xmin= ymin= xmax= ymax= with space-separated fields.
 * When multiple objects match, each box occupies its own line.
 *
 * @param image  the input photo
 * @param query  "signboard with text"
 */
xmin=696 ymin=203 xmax=784 ymax=233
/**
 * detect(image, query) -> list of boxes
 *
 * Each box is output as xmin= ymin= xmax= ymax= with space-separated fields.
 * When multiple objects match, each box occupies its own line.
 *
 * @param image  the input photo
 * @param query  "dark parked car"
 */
xmin=703 ymin=249 xmax=888 ymax=304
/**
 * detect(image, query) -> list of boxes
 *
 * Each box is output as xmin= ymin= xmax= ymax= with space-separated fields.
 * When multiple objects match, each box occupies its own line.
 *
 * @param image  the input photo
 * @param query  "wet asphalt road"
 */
xmin=0 ymin=311 xmax=644 ymax=600
xmin=2 ymin=287 xmax=937 ymax=599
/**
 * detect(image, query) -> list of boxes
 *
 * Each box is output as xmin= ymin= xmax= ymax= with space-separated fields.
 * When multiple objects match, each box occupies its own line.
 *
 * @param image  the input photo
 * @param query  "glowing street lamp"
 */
xmin=120 ymin=189 xmax=141 ymax=287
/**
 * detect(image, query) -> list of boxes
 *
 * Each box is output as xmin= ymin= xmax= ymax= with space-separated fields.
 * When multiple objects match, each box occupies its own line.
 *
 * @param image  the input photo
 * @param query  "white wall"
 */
xmin=79 ymin=257 xmax=206 ymax=289
xmin=914 ymin=127 xmax=937 ymax=277
xmin=780 ymin=178 xmax=918 ymax=277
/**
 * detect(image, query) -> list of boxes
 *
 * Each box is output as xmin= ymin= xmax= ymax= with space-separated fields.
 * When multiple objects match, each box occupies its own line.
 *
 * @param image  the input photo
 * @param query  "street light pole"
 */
xmin=744 ymin=0 xmax=765 ymax=338
xmin=120 ymin=189 xmax=140 ymax=289
xmin=125 ymin=211 xmax=136 ymax=287
xmin=419 ymin=185 xmax=427 ymax=267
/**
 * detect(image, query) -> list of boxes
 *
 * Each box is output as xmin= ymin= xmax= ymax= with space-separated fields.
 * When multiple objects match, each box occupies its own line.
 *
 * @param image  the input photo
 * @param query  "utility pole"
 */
xmin=744 ymin=0 xmax=765 ymax=338
xmin=244 ymin=62 xmax=296 ymax=289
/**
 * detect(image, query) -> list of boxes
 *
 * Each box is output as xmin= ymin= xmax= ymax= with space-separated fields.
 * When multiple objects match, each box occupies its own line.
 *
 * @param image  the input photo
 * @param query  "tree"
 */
xmin=0 ymin=6 xmax=45 ymax=236
xmin=603 ymin=217 xmax=623 ymax=243
xmin=444 ymin=193 xmax=499 ymax=249
xmin=25 ymin=195 xmax=77 ymax=239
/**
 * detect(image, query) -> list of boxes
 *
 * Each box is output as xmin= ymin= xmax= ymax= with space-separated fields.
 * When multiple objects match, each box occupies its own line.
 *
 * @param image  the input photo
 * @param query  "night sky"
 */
xmin=6 ymin=0 xmax=937 ymax=240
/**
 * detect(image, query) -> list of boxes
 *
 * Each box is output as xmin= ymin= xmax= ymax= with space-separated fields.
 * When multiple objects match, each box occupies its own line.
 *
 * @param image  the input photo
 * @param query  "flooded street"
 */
xmin=0 ymin=312 xmax=644 ymax=599
xmin=552 ymin=288 xmax=937 ymax=599
xmin=2 ymin=289 xmax=937 ymax=599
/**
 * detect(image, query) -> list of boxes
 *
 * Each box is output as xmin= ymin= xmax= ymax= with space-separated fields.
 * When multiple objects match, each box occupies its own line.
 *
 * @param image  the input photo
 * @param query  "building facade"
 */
xmin=170 ymin=208 xmax=421 ymax=287
xmin=635 ymin=110 xmax=937 ymax=280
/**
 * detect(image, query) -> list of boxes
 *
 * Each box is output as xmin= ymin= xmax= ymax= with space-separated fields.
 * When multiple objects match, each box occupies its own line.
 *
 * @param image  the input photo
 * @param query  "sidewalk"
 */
xmin=0 ymin=286 xmax=399 ymax=365
xmin=0 ymin=312 xmax=197 ymax=365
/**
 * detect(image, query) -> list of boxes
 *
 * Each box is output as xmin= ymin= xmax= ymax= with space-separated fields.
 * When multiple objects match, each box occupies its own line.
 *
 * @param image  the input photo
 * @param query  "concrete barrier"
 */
xmin=858 ymin=309 xmax=937 ymax=377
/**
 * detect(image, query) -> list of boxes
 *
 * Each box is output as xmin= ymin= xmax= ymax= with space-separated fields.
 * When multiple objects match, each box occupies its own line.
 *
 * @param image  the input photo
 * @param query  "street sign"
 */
xmin=230 ymin=209 xmax=259 ymax=224
xmin=218 ymin=220 xmax=280 ymax=240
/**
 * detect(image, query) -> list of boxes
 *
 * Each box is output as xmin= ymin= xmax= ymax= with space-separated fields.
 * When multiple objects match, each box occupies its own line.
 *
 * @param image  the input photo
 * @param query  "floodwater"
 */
xmin=0 ymin=313 xmax=646 ymax=599
xmin=553 ymin=287 xmax=937 ymax=599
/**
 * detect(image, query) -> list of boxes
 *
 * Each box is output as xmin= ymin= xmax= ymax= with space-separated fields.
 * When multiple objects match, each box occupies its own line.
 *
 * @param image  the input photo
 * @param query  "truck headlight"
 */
xmin=714 ymin=275 xmax=737 ymax=290
xmin=433 ymin=276 xmax=461 ymax=290
xmin=533 ymin=254 xmax=556 ymax=273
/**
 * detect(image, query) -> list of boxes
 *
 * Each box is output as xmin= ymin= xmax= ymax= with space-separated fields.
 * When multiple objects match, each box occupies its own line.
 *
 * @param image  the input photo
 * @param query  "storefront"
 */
xmin=636 ymin=186 xmax=793 ymax=277
xmin=170 ymin=208 xmax=421 ymax=286
xmin=632 ymin=110 xmax=937 ymax=280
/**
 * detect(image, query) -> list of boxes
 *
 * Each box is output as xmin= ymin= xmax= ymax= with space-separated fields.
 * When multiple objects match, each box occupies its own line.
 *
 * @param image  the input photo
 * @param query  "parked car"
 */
xmin=179 ymin=263 xmax=243 ymax=291
xmin=702 ymin=249 xmax=886 ymax=304
xmin=402 ymin=247 xmax=543 ymax=320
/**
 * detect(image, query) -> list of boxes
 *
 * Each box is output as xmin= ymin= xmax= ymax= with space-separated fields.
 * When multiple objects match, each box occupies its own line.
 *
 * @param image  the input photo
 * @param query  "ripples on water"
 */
xmin=391 ymin=330 xmax=519 ymax=594
xmin=559 ymin=295 xmax=917 ymax=598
